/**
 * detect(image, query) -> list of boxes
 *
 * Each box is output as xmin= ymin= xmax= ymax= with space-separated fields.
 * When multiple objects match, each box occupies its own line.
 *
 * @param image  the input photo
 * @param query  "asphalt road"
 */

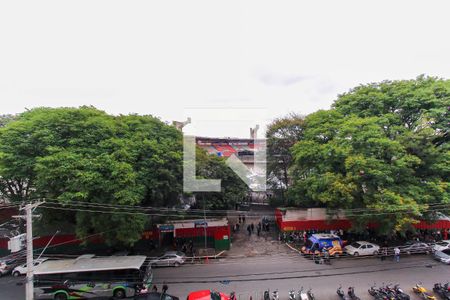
xmin=153 ymin=252 xmax=449 ymax=300
xmin=1 ymin=251 xmax=449 ymax=300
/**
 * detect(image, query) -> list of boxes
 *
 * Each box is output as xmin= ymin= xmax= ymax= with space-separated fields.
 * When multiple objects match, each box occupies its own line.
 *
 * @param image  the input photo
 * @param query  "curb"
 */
xmin=285 ymin=242 xmax=303 ymax=254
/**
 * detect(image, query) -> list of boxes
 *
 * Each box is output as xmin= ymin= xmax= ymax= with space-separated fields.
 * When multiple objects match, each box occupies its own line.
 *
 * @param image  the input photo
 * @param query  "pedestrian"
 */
xmin=238 ymin=215 xmax=241 ymax=223
xmin=162 ymin=283 xmax=168 ymax=294
xmin=152 ymin=285 xmax=158 ymax=292
xmin=394 ymin=247 xmax=400 ymax=262
xmin=257 ymin=226 xmax=261 ymax=237
xmin=251 ymin=223 xmax=254 ymax=232
xmin=243 ymin=215 xmax=246 ymax=223
xmin=247 ymin=225 xmax=251 ymax=236
xmin=380 ymin=246 xmax=387 ymax=261
xmin=188 ymin=240 xmax=194 ymax=256
xmin=236 ymin=223 xmax=240 ymax=231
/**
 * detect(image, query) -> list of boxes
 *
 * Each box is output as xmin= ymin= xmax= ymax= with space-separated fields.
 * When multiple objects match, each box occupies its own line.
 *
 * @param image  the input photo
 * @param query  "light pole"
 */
xmin=20 ymin=201 xmax=44 ymax=300
xmin=203 ymin=196 xmax=207 ymax=249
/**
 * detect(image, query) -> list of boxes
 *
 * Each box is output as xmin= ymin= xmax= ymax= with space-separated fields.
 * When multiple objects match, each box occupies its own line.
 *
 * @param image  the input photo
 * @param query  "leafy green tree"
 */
xmin=290 ymin=76 xmax=449 ymax=235
xmin=193 ymin=148 xmax=249 ymax=210
xmin=0 ymin=107 xmax=182 ymax=245
xmin=333 ymin=75 xmax=449 ymax=145
xmin=266 ymin=113 xmax=305 ymax=202
xmin=0 ymin=106 xmax=247 ymax=244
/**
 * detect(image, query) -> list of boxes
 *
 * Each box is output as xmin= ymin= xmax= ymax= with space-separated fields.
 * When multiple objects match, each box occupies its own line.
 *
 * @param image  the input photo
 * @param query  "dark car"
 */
xmin=400 ymin=242 xmax=432 ymax=255
xmin=134 ymin=292 xmax=180 ymax=300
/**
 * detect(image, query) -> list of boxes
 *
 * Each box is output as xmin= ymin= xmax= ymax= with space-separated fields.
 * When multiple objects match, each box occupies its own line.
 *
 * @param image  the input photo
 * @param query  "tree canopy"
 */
xmin=0 ymin=106 xmax=245 ymax=245
xmin=266 ymin=113 xmax=305 ymax=202
xmin=288 ymin=76 xmax=449 ymax=234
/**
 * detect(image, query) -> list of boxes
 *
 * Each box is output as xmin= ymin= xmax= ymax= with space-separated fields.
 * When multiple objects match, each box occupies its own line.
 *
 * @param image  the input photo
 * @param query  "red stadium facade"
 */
xmin=275 ymin=208 xmax=450 ymax=234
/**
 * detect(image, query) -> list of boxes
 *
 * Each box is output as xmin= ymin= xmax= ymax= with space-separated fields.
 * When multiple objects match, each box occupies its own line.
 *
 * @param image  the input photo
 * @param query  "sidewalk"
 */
xmin=227 ymin=214 xmax=287 ymax=257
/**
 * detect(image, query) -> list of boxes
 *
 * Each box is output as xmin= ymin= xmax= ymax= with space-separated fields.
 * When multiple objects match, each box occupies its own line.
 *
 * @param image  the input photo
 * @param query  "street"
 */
xmin=152 ymin=251 xmax=449 ymax=300
xmin=1 ymin=250 xmax=449 ymax=300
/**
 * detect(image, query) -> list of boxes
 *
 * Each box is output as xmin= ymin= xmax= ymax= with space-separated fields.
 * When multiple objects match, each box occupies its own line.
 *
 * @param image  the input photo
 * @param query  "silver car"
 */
xmin=434 ymin=248 xmax=450 ymax=265
xmin=150 ymin=251 xmax=186 ymax=267
xmin=0 ymin=259 xmax=20 ymax=277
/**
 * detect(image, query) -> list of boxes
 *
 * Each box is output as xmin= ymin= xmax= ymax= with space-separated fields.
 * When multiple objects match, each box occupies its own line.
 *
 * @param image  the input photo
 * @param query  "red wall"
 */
xmin=280 ymin=219 xmax=352 ymax=231
xmin=0 ymin=238 xmax=8 ymax=250
xmin=175 ymin=225 xmax=230 ymax=240
xmin=276 ymin=209 xmax=450 ymax=232
xmin=0 ymin=206 xmax=18 ymax=223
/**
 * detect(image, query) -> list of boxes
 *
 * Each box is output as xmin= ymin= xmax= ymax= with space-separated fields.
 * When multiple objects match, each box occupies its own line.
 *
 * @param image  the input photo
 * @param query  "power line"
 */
xmin=35 ymin=203 xmax=450 ymax=219
xmin=34 ymin=197 xmax=450 ymax=215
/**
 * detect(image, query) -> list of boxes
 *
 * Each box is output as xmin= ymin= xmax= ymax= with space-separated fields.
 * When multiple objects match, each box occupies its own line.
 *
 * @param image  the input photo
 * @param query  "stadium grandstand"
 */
xmin=195 ymin=136 xmax=270 ymax=203
xmin=195 ymin=136 xmax=264 ymax=167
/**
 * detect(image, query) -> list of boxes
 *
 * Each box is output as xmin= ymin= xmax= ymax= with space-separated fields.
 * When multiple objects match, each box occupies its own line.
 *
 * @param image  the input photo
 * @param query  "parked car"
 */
xmin=0 ymin=258 xmax=20 ymax=277
xmin=433 ymin=240 xmax=450 ymax=252
xmin=149 ymin=251 xmax=186 ymax=267
xmin=135 ymin=292 xmax=180 ymax=300
xmin=400 ymin=242 xmax=432 ymax=255
xmin=344 ymin=241 xmax=380 ymax=256
xmin=433 ymin=248 xmax=450 ymax=265
xmin=12 ymin=258 xmax=48 ymax=277
xmin=187 ymin=290 xmax=230 ymax=300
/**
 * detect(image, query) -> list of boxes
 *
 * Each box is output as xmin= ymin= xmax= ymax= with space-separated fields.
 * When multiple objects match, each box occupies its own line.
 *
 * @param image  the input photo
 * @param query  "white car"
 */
xmin=434 ymin=248 xmax=450 ymax=265
xmin=432 ymin=240 xmax=450 ymax=252
xmin=12 ymin=258 xmax=47 ymax=277
xmin=149 ymin=251 xmax=186 ymax=267
xmin=344 ymin=241 xmax=380 ymax=256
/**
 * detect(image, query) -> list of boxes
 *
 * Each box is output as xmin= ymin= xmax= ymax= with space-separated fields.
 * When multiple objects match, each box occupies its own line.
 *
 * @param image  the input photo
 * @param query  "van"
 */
xmin=301 ymin=233 xmax=343 ymax=256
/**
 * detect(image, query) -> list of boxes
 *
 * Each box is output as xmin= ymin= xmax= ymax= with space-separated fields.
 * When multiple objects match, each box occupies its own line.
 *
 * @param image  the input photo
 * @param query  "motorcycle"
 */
xmin=289 ymin=290 xmax=296 ymax=300
xmin=272 ymin=289 xmax=279 ymax=300
xmin=433 ymin=283 xmax=450 ymax=300
xmin=368 ymin=284 xmax=390 ymax=300
xmin=413 ymin=283 xmax=436 ymax=300
xmin=347 ymin=286 xmax=360 ymax=300
xmin=391 ymin=284 xmax=410 ymax=300
xmin=338 ymin=285 xmax=360 ymax=300
xmin=298 ymin=287 xmax=309 ymax=300
xmin=337 ymin=285 xmax=346 ymax=299
xmin=307 ymin=288 xmax=315 ymax=300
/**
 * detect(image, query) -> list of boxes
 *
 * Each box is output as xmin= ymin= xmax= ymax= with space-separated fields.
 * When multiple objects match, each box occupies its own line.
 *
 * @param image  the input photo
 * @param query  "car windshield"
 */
xmin=442 ymin=249 xmax=450 ymax=255
xmin=351 ymin=242 xmax=361 ymax=248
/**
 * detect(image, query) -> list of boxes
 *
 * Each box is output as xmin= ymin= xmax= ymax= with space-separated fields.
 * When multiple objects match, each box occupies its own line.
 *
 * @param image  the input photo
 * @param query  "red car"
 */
xmin=187 ymin=290 xmax=230 ymax=300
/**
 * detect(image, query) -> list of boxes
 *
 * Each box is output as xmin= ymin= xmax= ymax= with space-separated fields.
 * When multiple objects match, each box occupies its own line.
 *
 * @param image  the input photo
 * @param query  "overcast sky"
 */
xmin=1 ymin=0 xmax=450 ymax=138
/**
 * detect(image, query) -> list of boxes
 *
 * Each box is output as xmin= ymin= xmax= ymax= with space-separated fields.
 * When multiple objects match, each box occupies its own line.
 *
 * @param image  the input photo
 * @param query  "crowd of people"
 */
xmin=232 ymin=214 xmax=271 ymax=237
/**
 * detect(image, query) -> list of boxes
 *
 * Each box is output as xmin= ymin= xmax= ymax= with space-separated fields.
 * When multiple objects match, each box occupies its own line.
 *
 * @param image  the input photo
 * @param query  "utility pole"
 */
xmin=203 ymin=196 xmax=207 ymax=249
xmin=20 ymin=201 xmax=44 ymax=300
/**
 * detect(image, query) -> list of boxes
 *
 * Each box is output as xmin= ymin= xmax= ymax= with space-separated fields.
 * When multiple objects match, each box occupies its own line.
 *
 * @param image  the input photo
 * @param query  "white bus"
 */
xmin=33 ymin=254 xmax=152 ymax=300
